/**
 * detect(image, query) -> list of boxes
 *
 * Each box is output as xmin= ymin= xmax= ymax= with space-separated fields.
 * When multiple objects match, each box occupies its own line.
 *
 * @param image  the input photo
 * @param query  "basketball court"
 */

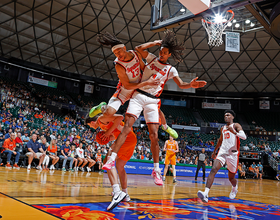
xmin=1 ymin=168 xmax=280 ymax=219
xmin=1 ymin=0 xmax=280 ymax=219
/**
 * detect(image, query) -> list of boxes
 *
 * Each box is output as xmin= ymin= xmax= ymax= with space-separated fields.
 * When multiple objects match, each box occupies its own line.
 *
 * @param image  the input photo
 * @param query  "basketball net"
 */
xmin=202 ymin=10 xmax=234 ymax=47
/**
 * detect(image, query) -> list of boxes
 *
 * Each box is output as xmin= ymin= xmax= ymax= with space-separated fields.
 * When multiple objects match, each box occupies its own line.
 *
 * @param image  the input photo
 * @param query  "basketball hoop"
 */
xmin=202 ymin=10 xmax=234 ymax=47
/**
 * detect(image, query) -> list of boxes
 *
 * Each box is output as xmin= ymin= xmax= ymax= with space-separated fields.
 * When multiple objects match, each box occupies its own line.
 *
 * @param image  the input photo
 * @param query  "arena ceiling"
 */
xmin=0 ymin=0 xmax=280 ymax=93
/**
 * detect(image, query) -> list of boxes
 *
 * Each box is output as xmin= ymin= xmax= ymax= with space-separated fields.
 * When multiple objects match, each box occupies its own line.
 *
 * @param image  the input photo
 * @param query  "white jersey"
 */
xmin=76 ymin=148 xmax=84 ymax=158
xmin=140 ymin=53 xmax=178 ymax=97
xmin=220 ymin=123 xmax=240 ymax=152
xmin=114 ymin=50 xmax=142 ymax=94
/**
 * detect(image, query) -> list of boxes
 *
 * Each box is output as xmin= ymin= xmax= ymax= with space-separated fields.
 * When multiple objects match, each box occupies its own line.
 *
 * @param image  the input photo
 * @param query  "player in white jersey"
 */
xmin=102 ymin=31 xmax=207 ymax=186
xmin=197 ymin=110 xmax=247 ymax=203
xmin=91 ymin=32 xmax=178 ymax=139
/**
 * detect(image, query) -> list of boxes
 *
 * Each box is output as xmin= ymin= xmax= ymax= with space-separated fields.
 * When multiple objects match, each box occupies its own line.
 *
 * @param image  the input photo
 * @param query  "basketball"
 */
xmin=96 ymin=131 xmax=109 ymax=145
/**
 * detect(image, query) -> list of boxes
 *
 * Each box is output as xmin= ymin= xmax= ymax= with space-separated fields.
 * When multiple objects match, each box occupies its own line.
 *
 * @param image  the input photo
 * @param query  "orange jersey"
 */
xmin=3 ymin=138 xmax=16 ymax=151
xmin=96 ymin=153 xmax=102 ymax=162
xmin=48 ymin=145 xmax=57 ymax=153
xmin=166 ymin=140 xmax=177 ymax=156
xmin=97 ymin=118 xmax=137 ymax=161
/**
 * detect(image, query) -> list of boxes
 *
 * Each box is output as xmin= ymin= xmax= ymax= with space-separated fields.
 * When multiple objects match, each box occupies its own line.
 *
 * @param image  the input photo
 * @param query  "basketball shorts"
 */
xmin=165 ymin=153 xmax=176 ymax=166
xmin=117 ymin=131 xmax=137 ymax=162
xmin=108 ymin=86 xmax=134 ymax=111
xmin=126 ymin=91 xmax=161 ymax=123
xmin=216 ymin=149 xmax=239 ymax=173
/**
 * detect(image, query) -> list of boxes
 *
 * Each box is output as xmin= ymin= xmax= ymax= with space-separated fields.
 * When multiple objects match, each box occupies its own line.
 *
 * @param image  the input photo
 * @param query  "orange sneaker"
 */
xmin=5 ymin=163 xmax=12 ymax=169
xmin=13 ymin=164 xmax=20 ymax=169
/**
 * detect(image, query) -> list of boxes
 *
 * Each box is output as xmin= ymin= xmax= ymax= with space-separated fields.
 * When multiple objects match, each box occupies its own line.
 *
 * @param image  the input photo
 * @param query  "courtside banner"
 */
xmin=123 ymin=161 xmax=237 ymax=178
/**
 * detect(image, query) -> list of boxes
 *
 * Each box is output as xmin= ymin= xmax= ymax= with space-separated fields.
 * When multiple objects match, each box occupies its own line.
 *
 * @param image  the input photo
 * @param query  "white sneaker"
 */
xmin=36 ymin=166 xmax=42 ymax=170
xmin=107 ymin=191 xmax=127 ymax=211
xmin=49 ymin=165 xmax=53 ymax=170
xmin=75 ymin=167 xmax=78 ymax=172
xmin=27 ymin=165 xmax=31 ymax=170
xmin=123 ymin=194 xmax=131 ymax=202
xmin=86 ymin=167 xmax=91 ymax=172
xmin=229 ymin=186 xmax=238 ymax=199
xmin=80 ymin=167 xmax=84 ymax=172
xmin=197 ymin=190 xmax=208 ymax=203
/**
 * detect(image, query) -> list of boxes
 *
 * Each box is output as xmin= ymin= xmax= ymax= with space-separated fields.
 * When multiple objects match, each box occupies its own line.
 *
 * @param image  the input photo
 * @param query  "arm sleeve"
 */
xmin=168 ymin=67 xmax=179 ymax=79
xmin=236 ymin=130 xmax=247 ymax=140
xmin=146 ymin=53 xmax=157 ymax=63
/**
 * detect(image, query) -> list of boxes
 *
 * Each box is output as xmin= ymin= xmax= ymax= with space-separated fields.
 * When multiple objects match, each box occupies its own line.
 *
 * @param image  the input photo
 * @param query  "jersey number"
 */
xmin=224 ymin=132 xmax=230 ymax=139
xmin=132 ymin=68 xmax=139 ymax=78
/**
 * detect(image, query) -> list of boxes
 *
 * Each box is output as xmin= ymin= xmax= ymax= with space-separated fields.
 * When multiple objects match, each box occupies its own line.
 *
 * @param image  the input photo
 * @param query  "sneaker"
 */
xmin=80 ymin=167 xmax=84 ymax=172
xmin=123 ymin=194 xmax=131 ymax=202
xmin=89 ymin=102 xmax=107 ymax=118
xmin=197 ymin=190 xmax=208 ymax=203
xmin=36 ymin=166 xmax=42 ymax=171
xmin=163 ymin=176 xmax=166 ymax=181
xmin=69 ymin=168 xmax=74 ymax=172
xmin=151 ymin=169 xmax=163 ymax=186
xmin=107 ymin=191 xmax=127 ymax=211
xmin=75 ymin=167 xmax=78 ymax=172
xmin=27 ymin=165 xmax=31 ymax=170
xmin=161 ymin=125 xmax=178 ymax=139
xmin=86 ymin=167 xmax=91 ymax=172
xmin=5 ymin=163 xmax=12 ymax=169
xmin=173 ymin=178 xmax=177 ymax=183
xmin=62 ymin=168 xmax=66 ymax=172
xmin=102 ymin=160 xmax=115 ymax=171
xmin=229 ymin=186 xmax=238 ymax=199
xmin=13 ymin=164 xmax=20 ymax=170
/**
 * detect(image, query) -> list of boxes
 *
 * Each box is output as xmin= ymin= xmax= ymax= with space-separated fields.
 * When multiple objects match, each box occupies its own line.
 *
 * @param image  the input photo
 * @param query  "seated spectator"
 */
xmin=48 ymin=138 xmax=59 ymax=170
xmin=0 ymin=128 xmax=4 ymax=142
xmin=95 ymin=149 xmax=103 ymax=171
xmin=85 ymin=145 xmax=96 ymax=172
xmin=26 ymin=134 xmax=45 ymax=170
xmin=15 ymin=132 xmax=23 ymax=146
xmin=40 ymin=137 xmax=50 ymax=170
xmin=276 ymin=173 xmax=280 ymax=181
xmin=243 ymin=144 xmax=249 ymax=151
xmin=238 ymin=163 xmax=246 ymax=179
xmin=60 ymin=140 xmax=74 ymax=172
xmin=273 ymin=150 xmax=279 ymax=158
xmin=2 ymin=132 xmax=20 ymax=169
xmin=69 ymin=145 xmax=78 ymax=170
xmin=22 ymin=132 xmax=30 ymax=144
xmin=5 ymin=128 xmax=12 ymax=139
xmin=76 ymin=143 xmax=88 ymax=172
xmin=248 ymin=165 xmax=254 ymax=176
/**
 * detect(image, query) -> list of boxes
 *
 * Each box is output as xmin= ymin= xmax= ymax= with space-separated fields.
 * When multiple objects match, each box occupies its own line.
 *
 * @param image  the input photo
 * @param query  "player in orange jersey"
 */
xmin=85 ymin=111 xmax=137 ymax=211
xmin=163 ymin=135 xmax=179 ymax=183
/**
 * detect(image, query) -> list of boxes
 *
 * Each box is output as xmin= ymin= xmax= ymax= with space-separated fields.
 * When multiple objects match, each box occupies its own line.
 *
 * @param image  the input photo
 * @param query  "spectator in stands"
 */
xmin=0 ymin=128 xmax=4 ymax=142
xmin=48 ymin=138 xmax=59 ymax=170
xmin=85 ymin=145 xmax=96 ymax=172
xmin=69 ymin=145 xmax=78 ymax=171
xmin=60 ymin=140 xmax=74 ymax=172
xmin=209 ymin=130 xmax=214 ymax=134
xmin=251 ymin=143 xmax=256 ymax=150
xmin=265 ymin=144 xmax=271 ymax=152
xmin=40 ymin=137 xmax=49 ymax=170
xmin=248 ymin=164 xmax=254 ymax=177
xmin=273 ymin=150 xmax=279 ymax=158
xmin=243 ymin=144 xmax=249 ymax=151
xmin=26 ymin=133 xmax=45 ymax=170
xmin=252 ymin=120 xmax=256 ymax=125
xmin=5 ymin=128 xmax=12 ymax=139
xmin=3 ymin=132 xmax=20 ymax=169
xmin=238 ymin=163 xmax=246 ymax=179
xmin=76 ymin=143 xmax=88 ymax=172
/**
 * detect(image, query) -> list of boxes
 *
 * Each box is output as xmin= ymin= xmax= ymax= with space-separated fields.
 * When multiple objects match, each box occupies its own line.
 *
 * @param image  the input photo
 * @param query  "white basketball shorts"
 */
xmin=216 ymin=149 xmax=239 ymax=173
xmin=126 ymin=91 xmax=161 ymax=123
xmin=108 ymin=86 xmax=134 ymax=111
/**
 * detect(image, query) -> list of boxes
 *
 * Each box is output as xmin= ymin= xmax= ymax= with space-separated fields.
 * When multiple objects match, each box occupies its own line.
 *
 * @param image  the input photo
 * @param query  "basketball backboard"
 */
xmin=150 ymin=0 xmax=259 ymax=32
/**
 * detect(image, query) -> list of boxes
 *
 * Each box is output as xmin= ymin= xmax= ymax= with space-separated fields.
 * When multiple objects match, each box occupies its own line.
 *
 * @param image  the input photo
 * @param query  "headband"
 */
xmin=112 ymin=44 xmax=125 ymax=52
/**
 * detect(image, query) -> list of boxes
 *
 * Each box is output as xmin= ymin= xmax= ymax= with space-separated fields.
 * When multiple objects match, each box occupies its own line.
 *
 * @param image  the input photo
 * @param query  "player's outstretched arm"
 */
xmin=116 ymin=64 xmax=160 ymax=90
xmin=173 ymin=76 xmax=207 ymax=90
xmin=135 ymin=40 xmax=162 ymax=59
xmin=227 ymin=123 xmax=247 ymax=140
xmin=163 ymin=140 xmax=168 ymax=151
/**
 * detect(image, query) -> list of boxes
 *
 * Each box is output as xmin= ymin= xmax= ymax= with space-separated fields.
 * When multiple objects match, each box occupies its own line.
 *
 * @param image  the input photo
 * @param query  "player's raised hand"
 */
xmin=154 ymin=40 xmax=162 ymax=46
xmin=190 ymin=77 xmax=207 ymax=89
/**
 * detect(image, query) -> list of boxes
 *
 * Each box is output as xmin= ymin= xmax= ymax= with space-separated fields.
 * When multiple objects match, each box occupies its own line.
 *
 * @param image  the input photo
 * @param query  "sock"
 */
xmin=154 ymin=163 xmax=160 ymax=171
xmin=112 ymin=184 xmax=120 ymax=193
xmin=162 ymin=124 xmax=168 ymax=130
xmin=205 ymin=187 xmax=210 ymax=195
xmin=110 ymin=152 xmax=117 ymax=161
xmin=122 ymin=188 xmax=128 ymax=194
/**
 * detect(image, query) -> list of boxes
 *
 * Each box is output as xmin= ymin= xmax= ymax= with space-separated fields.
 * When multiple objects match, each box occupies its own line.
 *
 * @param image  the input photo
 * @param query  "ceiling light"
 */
xmin=245 ymin=19 xmax=250 ymax=24
xmin=232 ymin=19 xmax=237 ymax=23
xmin=235 ymin=23 xmax=240 ymax=28
xmin=180 ymin=8 xmax=185 ymax=12
xmin=250 ymin=22 xmax=255 ymax=27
